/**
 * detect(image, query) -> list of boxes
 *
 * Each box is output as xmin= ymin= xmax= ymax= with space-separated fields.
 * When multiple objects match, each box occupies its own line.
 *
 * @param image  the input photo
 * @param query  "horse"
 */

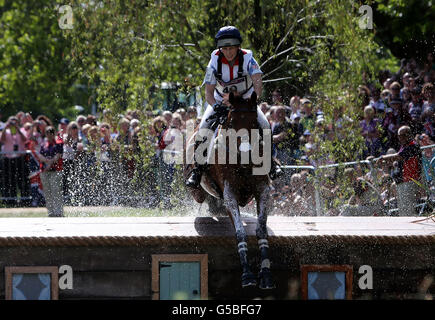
xmin=184 ymin=92 xmax=275 ymax=289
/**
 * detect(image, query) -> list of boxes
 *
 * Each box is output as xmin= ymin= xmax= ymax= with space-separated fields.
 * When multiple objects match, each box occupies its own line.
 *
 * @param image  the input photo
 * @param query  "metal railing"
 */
xmin=280 ymin=144 xmax=435 ymax=216
xmin=2 ymin=143 xmax=435 ymax=215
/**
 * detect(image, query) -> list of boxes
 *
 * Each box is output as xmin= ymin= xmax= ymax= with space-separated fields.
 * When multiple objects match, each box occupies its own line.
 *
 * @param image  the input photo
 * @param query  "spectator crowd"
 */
xmin=1 ymin=53 xmax=434 ymax=216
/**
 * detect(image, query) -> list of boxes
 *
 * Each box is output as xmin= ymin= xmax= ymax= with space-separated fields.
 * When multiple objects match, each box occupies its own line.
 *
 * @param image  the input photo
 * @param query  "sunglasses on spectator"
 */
xmin=71 ymin=126 xmax=78 ymax=129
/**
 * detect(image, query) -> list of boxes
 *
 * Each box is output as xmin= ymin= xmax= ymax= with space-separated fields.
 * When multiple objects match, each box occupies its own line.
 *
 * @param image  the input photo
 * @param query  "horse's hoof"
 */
xmin=241 ymin=272 xmax=257 ymax=288
xmin=258 ymin=269 xmax=275 ymax=290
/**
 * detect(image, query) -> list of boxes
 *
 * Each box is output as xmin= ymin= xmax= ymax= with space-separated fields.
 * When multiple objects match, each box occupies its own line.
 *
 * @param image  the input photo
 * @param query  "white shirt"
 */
xmin=203 ymin=48 xmax=262 ymax=102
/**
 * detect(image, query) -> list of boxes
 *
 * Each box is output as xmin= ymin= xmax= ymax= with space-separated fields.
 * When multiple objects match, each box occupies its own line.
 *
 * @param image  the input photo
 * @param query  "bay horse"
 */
xmin=184 ymin=92 xmax=275 ymax=289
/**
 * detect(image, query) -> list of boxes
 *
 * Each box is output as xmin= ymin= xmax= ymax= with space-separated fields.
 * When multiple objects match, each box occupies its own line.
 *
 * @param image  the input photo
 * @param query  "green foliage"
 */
xmin=373 ymin=0 xmax=435 ymax=59
xmin=0 ymin=0 xmax=87 ymax=120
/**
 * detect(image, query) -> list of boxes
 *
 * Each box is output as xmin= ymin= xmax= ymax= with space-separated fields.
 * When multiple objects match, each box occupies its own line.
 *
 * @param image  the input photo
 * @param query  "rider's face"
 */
xmin=220 ymin=45 xmax=239 ymax=62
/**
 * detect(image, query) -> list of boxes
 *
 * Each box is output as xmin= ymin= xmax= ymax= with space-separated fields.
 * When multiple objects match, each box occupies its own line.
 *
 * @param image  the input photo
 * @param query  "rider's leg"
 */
xmin=185 ymin=105 xmax=216 ymax=188
xmin=257 ymin=107 xmax=283 ymax=180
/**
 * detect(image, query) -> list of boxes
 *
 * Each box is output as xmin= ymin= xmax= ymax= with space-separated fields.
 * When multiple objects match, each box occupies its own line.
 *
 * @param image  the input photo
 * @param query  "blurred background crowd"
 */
xmin=1 ymin=54 xmax=434 ymax=216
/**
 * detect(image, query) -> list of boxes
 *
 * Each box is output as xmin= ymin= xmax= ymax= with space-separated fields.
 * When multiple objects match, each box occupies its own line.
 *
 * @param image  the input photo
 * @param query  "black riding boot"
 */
xmin=186 ymin=139 xmax=207 ymax=188
xmin=185 ymin=164 xmax=205 ymax=188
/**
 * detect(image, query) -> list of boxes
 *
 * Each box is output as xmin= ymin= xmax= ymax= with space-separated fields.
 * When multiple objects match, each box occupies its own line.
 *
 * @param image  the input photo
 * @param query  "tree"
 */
xmin=0 ymin=0 xmax=87 ymax=121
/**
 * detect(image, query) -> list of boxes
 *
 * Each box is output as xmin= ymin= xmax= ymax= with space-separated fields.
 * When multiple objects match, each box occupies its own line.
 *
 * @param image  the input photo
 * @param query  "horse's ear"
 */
xmin=250 ymin=92 xmax=257 ymax=105
xmin=229 ymin=91 xmax=235 ymax=104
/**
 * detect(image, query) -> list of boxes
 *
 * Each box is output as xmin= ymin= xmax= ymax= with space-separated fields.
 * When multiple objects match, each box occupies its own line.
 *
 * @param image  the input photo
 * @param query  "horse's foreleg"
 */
xmin=223 ymin=182 xmax=256 ymax=287
xmin=256 ymin=185 xmax=275 ymax=289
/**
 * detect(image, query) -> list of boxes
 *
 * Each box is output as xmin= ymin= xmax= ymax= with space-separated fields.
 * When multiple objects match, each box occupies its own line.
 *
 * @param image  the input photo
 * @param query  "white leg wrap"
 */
xmin=261 ymin=259 xmax=271 ymax=269
xmin=238 ymin=242 xmax=248 ymax=253
xmin=258 ymin=239 xmax=269 ymax=249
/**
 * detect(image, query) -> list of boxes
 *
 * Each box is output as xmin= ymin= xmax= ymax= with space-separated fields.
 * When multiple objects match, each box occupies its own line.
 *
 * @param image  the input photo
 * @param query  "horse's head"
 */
xmin=226 ymin=92 xmax=258 ymax=130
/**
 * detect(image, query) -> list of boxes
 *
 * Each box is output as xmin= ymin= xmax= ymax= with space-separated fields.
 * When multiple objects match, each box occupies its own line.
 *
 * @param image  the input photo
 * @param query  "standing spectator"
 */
xmin=0 ymin=116 xmax=30 ymax=206
xmin=99 ymin=122 xmax=114 ymax=204
xmin=290 ymin=113 xmax=304 ymax=161
xmin=271 ymin=88 xmax=291 ymax=116
xmin=408 ymin=86 xmax=424 ymax=135
xmin=370 ymin=88 xmax=386 ymax=114
xmin=300 ymin=98 xmax=315 ymax=132
xmin=401 ymin=87 xmax=412 ymax=106
xmin=62 ymin=122 xmax=81 ymax=205
xmin=401 ymin=72 xmax=411 ymax=97
xmin=259 ymin=102 xmax=270 ymax=115
xmin=423 ymin=83 xmax=435 ymax=113
xmin=389 ymin=82 xmax=401 ymax=100
xmin=272 ymin=106 xmax=293 ymax=165
xmin=57 ymin=118 xmax=70 ymax=142
xmin=378 ymin=126 xmax=422 ymax=216
xmin=86 ymin=114 xmax=97 ymax=126
xmin=37 ymin=126 xmax=64 ymax=217
xmin=0 ymin=108 xmax=4 ymax=130
xmin=113 ymin=117 xmax=133 ymax=205
xmin=162 ymin=111 xmax=173 ymax=126
xmin=383 ymin=101 xmax=400 ymax=150
xmin=289 ymin=96 xmax=301 ymax=117
xmin=360 ymin=105 xmax=383 ymax=158
xmin=76 ymin=115 xmax=87 ymax=141
xmin=187 ymin=106 xmax=198 ymax=120
xmin=416 ymin=133 xmax=435 ymax=186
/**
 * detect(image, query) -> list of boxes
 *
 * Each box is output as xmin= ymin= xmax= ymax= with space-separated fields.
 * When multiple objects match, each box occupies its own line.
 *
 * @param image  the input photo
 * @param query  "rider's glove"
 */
xmin=213 ymin=102 xmax=227 ymax=114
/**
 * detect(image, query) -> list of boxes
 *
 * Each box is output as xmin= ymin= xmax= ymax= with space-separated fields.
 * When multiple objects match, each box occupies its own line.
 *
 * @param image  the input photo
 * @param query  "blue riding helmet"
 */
xmin=215 ymin=26 xmax=242 ymax=48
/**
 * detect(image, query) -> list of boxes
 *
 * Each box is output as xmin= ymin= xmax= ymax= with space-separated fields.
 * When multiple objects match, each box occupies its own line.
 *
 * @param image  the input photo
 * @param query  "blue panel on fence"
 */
xmin=307 ymin=271 xmax=346 ymax=300
xmin=159 ymin=262 xmax=200 ymax=300
xmin=12 ymin=273 xmax=51 ymax=300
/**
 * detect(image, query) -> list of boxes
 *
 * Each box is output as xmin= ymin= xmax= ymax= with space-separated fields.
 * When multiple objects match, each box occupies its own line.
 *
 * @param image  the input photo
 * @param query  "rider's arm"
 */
xmin=205 ymin=83 xmax=218 ymax=107
xmin=251 ymin=73 xmax=263 ymax=98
